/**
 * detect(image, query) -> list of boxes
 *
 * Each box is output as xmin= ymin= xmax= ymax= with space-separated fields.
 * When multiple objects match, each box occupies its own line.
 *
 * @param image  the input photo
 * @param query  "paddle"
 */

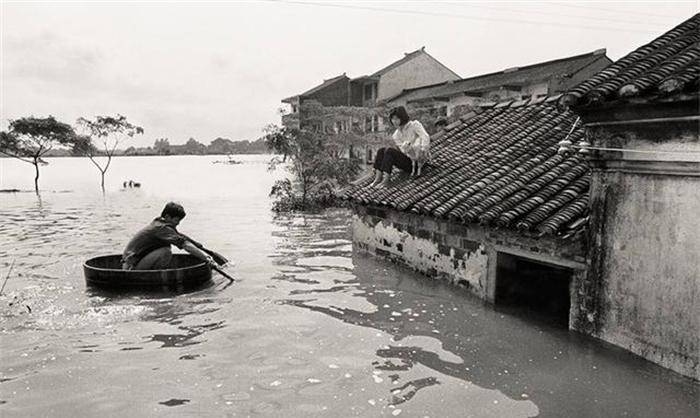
xmin=211 ymin=265 xmax=235 ymax=283
xmin=179 ymin=232 xmax=229 ymax=265
xmin=178 ymin=232 xmax=234 ymax=282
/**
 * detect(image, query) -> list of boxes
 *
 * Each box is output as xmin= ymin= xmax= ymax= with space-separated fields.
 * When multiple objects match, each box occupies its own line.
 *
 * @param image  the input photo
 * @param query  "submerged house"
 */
xmin=342 ymin=96 xmax=590 ymax=326
xmin=343 ymin=14 xmax=699 ymax=379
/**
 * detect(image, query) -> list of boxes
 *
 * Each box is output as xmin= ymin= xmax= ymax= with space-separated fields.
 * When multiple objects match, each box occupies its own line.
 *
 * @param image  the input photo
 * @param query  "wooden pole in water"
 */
xmin=0 ymin=259 xmax=16 ymax=295
xmin=212 ymin=265 xmax=235 ymax=283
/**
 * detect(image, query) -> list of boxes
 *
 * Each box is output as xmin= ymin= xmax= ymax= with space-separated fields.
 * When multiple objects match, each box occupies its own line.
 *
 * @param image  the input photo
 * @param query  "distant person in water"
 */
xmin=123 ymin=180 xmax=141 ymax=189
xmin=367 ymin=106 xmax=430 ymax=187
xmin=121 ymin=202 xmax=214 ymax=270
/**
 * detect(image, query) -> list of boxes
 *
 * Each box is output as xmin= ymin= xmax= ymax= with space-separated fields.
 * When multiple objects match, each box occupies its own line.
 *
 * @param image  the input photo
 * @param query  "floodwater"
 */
xmin=0 ymin=155 xmax=697 ymax=417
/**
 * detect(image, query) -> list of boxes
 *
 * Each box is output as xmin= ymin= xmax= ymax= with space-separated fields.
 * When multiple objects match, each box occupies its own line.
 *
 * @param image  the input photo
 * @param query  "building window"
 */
xmin=364 ymin=83 xmax=377 ymax=101
xmin=364 ymin=115 xmax=381 ymax=132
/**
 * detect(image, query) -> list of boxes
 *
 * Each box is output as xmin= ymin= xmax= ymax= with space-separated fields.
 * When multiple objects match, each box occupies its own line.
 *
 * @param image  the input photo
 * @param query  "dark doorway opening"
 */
xmin=495 ymin=252 xmax=572 ymax=328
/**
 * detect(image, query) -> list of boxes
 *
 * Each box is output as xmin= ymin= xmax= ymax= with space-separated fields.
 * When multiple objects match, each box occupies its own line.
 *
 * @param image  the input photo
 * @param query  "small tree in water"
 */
xmin=0 ymin=116 xmax=77 ymax=193
xmin=262 ymin=124 xmax=360 ymax=212
xmin=75 ymin=114 xmax=144 ymax=191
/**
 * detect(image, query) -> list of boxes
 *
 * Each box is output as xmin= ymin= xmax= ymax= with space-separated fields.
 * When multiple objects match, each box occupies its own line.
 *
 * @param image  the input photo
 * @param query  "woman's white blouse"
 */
xmin=392 ymin=120 xmax=430 ymax=155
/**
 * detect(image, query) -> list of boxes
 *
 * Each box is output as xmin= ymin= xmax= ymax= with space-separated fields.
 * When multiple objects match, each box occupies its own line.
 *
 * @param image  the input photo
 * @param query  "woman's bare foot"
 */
xmin=378 ymin=172 xmax=391 ymax=187
xmin=370 ymin=171 xmax=383 ymax=187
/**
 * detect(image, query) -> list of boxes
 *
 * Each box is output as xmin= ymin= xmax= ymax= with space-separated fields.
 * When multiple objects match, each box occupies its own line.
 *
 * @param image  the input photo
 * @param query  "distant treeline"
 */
xmin=36 ymin=137 xmax=269 ymax=157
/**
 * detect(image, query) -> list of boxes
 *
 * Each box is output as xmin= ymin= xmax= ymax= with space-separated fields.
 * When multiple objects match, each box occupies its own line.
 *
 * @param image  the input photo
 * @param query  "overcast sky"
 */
xmin=1 ymin=1 xmax=697 ymax=146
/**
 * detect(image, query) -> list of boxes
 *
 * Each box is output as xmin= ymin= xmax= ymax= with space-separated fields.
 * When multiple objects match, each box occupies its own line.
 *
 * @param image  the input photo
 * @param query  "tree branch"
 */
xmin=0 ymin=149 xmax=33 ymax=164
xmin=87 ymin=155 xmax=104 ymax=172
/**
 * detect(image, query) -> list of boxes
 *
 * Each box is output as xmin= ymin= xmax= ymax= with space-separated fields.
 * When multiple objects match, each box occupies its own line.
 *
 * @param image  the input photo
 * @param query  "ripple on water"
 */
xmin=1 ymin=161 xmax=698 ymax=417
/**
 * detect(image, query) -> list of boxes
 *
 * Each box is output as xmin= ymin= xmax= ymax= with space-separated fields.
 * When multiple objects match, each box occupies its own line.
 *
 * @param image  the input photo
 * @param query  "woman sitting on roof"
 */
xmin=368 ymin=106 xmax=431 ymax=187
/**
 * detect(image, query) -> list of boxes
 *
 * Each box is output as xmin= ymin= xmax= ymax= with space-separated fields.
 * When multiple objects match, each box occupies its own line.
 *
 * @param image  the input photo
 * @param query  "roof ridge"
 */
xmin=451 ymin=49 xmax=608 ymax=85
xmin=371 ymin=47 xmax=426 ymax=77
xmin=475 ymin=94 xmax=564 ymax=110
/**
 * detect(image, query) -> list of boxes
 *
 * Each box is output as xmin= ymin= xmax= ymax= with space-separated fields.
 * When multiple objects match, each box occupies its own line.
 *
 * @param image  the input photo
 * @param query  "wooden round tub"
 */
xmin=83 ymin=254 xmax=212 ymax=289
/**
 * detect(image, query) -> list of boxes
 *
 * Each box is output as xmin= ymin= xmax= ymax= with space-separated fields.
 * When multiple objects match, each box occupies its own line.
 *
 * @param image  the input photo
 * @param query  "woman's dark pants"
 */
xmin=373 ymin=147 xmax=412 ymax=174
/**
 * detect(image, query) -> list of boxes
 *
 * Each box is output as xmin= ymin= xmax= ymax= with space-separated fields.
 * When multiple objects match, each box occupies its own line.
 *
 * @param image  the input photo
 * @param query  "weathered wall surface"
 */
xmin=378 ymin=53 xmax=459 ymax=102
xmin=585 ymin=123 xmax=700 ymax=380
xmin=352 ymin=205 xmax=587 ymax=309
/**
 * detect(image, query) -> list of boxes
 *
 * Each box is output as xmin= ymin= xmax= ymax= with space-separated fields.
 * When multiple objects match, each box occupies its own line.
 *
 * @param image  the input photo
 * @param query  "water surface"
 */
xmin=1 ymin=156 xmax=697 ymax=417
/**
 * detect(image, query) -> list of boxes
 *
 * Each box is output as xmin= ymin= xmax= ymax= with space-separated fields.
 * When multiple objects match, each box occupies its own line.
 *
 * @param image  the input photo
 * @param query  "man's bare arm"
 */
xmin=182 ymin=242 xmax=215 ymax=265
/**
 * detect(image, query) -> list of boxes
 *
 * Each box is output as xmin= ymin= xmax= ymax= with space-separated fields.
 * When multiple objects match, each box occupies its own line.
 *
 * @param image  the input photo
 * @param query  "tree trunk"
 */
xmin=100 ymin=171 xmax=106 ymax=192
xmin=33 ymin=159 xmax=40 ymax=194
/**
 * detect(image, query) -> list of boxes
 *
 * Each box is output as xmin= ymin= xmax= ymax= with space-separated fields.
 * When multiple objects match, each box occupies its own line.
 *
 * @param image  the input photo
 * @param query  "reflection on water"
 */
xmin=0 ymin=156 xmax=698 ymax=417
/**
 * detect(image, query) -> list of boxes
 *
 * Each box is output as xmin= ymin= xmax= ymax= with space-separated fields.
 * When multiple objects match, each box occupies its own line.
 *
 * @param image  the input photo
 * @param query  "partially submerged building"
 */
xmin=343 ymin=14 xmax=699 ymax=379
xmin=343 ymin=96 xmax=590 ymax=326
xmin=560 ymin=13 xmax=699 ymax=380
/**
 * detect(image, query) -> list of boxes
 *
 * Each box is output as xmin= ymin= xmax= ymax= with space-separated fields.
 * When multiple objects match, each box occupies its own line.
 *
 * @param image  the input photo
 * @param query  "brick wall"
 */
xmin=352 ymin=204 xmax=588 ymax=316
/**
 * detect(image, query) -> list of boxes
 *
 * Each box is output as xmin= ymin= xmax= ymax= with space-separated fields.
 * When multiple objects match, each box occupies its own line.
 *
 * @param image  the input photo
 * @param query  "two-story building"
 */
xmin=281 ymin=48 xmax=460 ymax=158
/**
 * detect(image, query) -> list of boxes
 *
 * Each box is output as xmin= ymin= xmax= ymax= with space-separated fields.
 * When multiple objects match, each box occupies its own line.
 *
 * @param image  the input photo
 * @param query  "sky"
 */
xmin=1 ymin=1 xmax=697 ymax=146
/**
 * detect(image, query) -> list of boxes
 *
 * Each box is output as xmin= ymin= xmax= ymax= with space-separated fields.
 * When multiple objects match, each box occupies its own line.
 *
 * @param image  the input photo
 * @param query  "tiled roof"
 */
xmin=562 ymin=14 xmax=699 ymax=107
xmin=387 ymin=50 xmax=610 ymax=104
xmin=282 ymin=74 xmax=348 ymax=103
xmin=341 ymin=97 xmax=590 ymax=238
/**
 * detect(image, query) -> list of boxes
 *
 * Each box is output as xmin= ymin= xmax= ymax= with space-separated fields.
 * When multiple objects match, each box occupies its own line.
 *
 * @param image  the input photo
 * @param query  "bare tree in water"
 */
xmin=0 ymin=116 xmax=77 ymax=193
xmin=75 ymin=115 xmax=144 ymax=191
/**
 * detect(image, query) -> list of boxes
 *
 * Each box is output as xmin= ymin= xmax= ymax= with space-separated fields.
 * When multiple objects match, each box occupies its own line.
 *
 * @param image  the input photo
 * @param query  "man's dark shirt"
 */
xmin=122 ymin=217 xmax=187 ymax=268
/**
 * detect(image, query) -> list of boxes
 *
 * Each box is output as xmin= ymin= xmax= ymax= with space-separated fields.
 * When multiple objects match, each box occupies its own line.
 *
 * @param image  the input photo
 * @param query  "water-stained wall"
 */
xmin=585 ymin=122 xmax=700 ymax=380
xmin=352 ymin=204 xmax=587 ymax=312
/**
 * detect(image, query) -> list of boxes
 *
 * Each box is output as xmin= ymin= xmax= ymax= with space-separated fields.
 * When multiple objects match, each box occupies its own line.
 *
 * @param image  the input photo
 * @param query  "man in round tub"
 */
xmin=121 ymin=202 xmax=214 ymax=270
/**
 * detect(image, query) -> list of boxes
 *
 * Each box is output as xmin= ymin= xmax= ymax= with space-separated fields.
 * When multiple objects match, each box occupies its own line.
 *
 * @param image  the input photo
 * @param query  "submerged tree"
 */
xmin=0 ymin=116 xmax=77 ymax=193
xmin=263 ymin=124 xmax=360 ymax=212
xmin=75 ymin=114 xmax=144 ymax=191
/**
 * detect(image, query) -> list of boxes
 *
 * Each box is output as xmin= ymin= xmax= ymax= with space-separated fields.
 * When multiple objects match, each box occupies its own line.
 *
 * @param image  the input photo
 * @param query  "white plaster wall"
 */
xmin=352 ymin=215 xmax=489 ymax=297
xmin=378 ymin=53 xmax=459 ymax=102
xmin=521 ymin=82 xmax=549 ymax=98
xmin=597 ymin=174 xmax=700 ymax=379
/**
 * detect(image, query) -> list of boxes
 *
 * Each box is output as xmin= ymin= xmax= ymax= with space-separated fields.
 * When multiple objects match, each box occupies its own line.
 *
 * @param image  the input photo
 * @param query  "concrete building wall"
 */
xmin=378 ymin=53 xmax=459 ymax=102
xmin=584 ymin=121 xmax=700 ymax=380
xmin=352 ymin=205 xmax=588 ymax=323
xmin=521 ymin=82 xmax=549 ymax=98
xmin=447 ymin=96 xmax=482 ymax=116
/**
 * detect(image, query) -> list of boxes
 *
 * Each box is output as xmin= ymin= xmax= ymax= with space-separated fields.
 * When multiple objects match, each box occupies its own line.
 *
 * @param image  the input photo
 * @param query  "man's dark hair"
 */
xmin=388 ymin=106 xmax=410 ymax=126
xmin=161 ymin=202 xmax=186 ymax=219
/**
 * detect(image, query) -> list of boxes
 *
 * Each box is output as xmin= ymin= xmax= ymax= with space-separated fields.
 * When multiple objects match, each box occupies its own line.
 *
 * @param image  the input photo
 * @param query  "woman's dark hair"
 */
xmin=388 ymin=106 xmax=410 ymax=126
xmin=161 ymin=202 xmax=186 ymax=219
